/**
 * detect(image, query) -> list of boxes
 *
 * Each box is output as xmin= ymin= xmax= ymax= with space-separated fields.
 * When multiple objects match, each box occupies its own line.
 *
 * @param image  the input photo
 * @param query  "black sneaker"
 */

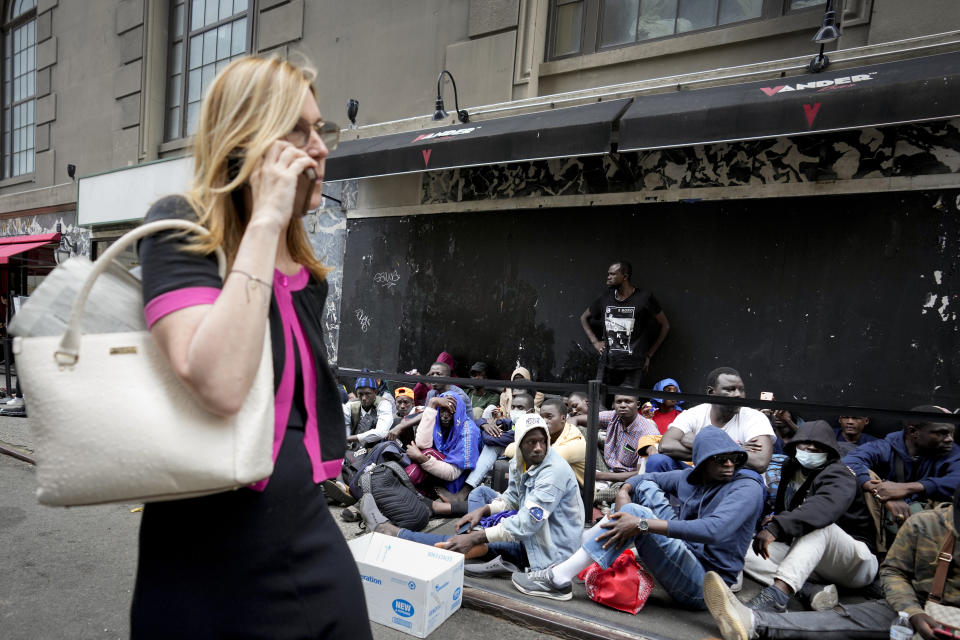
xmin=745 ymin=585 xmax=789 ymax=613
xmin=510 ymin=566 xmax=572 ymax=601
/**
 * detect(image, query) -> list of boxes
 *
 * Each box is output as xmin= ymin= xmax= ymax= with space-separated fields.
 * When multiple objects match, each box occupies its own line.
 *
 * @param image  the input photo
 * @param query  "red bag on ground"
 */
xmin=576 ymin=549 xmax=655 ymax=615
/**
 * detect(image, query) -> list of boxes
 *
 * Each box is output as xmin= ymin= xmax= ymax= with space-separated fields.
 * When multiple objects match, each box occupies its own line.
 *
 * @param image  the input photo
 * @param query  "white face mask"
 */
xmin=795 ymin=449 xmax=828 ymax=469
xmin=509 ymin=409 xmax=526 ymax=423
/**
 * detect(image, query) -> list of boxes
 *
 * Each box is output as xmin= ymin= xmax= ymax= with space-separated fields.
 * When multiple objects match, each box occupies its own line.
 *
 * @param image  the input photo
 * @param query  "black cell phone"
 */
xmin=294 ymin=167 xmax=317 ymax=217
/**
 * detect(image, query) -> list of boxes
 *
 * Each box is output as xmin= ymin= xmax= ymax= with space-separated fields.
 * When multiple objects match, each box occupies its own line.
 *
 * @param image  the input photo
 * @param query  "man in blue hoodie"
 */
xmin=512 ymin=427 xmax=765 ymax=608
xmin=843 ymin=406 xmax=959 ymax=526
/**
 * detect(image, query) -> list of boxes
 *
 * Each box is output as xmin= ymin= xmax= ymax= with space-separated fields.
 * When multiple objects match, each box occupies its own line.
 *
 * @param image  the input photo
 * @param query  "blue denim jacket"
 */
xmin=499 ymin=447 xmax=584 ymax=570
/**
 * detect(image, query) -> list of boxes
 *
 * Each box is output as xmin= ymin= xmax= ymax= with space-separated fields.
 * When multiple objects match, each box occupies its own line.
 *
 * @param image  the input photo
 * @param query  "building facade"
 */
xmin=2 ymin=0 xmax=958 ymax=408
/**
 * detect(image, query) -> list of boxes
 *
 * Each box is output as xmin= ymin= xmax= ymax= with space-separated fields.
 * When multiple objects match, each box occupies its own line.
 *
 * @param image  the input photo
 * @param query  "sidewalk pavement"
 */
xmin=0 ymin=417 xmax=864 ymax=640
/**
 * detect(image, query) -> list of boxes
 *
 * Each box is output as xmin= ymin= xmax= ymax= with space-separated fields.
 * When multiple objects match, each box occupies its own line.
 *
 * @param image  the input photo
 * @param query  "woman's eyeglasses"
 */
xmin=287 ymin=119 xmax=340 ymax=151
xmin=709 ymin=453 xmax=742 ymax=465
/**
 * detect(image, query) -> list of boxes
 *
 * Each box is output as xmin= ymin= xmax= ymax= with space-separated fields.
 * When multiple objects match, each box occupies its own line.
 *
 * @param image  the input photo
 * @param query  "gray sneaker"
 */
xmin=745 ymin=585 xmax=789 ymax=613
xmin=464 ymin=555 xmax=520 ymax=577
xmin=510 ymin=566 xmax=572 ymax=601
xmin=359 ymin=494 xmax=390 ymax=531
xmin=703 ymin=571 xmax=756 ymax=640
xmin=797 ymin=582 xmax=838 ymax=611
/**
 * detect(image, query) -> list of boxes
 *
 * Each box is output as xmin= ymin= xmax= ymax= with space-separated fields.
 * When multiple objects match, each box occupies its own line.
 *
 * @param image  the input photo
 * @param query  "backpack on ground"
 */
xmin=360 ymin=461 xmax=433 ymax=531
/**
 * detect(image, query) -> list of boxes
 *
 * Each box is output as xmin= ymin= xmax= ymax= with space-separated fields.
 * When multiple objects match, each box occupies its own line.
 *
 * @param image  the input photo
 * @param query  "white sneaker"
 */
xmin=5 ymin=397 xmax=23 ymax=408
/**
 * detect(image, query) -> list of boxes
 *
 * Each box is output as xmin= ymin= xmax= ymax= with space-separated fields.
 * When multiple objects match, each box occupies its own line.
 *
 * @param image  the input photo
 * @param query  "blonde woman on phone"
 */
xmin=131 ymin=56 xmax=371 ymax=640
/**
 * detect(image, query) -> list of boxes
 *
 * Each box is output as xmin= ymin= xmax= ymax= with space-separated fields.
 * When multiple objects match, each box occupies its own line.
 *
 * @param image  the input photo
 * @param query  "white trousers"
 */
xmin=744 ymin=523 xmax=878 ymax=593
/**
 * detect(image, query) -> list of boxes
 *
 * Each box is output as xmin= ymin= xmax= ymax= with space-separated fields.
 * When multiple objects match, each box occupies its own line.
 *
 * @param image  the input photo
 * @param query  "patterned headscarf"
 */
xmin=433 ymin=391 xmax=482 ymax=493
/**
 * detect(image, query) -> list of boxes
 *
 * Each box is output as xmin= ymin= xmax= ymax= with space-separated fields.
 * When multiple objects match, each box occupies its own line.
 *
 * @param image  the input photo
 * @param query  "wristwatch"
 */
xmin=635 ymin=518 xmax=649 ymax=534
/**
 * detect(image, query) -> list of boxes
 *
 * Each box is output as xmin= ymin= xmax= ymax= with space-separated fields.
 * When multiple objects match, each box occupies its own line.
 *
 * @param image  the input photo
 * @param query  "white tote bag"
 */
xmin=13 ymin=219 xmax=275 ymax=506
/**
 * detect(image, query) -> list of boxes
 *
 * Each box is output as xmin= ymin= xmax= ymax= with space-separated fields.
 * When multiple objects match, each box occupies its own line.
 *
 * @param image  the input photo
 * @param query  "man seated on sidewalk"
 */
xmin=361 ymin=414 xmax=584 ymax=577
xmin=844 ymin=405 xmax=959 ymax=527
xmin=648 ymin=367 xmax=774 ymax=474
xmin=467 ymin=362 xmax=501 ymax=421
xmin=441 ymin=393 xmax=536 ymax=502
xmin=567 ymin=391 xmax=589 ymax=418
xmin=704 ymin=486 xmax=960 ymax=640
xmin=506 ymin=397 xmax=586 ymax=486
xmin=742 ymin=420 xmax=878 ymax=613
xmin=833 ymin=415 xmax=878 ymax=455
xmin=343 ymin=375 xmax=394 ymax=447
xmin=385 ymin=362 xmax=474 ymax=443
xmin=570 ymin=390 xmax=660 ymax=476
xmin=392 ymin=387 xmax=419 ymax=425
xmin=511 ymin=427 xmax=764 ymax=606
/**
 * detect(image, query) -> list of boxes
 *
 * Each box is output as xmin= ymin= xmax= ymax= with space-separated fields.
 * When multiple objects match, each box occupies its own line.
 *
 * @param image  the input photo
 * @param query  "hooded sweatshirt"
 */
xmin=844 ymin=430 xmax=960 ymax=502
xmin=499 ymin=366 xmax=545 ymax=413
xmin=628 ymin=426 xmax=765 ymax=585
xmin=767 ymin=420 xmax=875 ymax=551
xmin=484 ymin=414 xmax=585 ymax=570
xmin=651 ymin=377 xmax=684 ymax=435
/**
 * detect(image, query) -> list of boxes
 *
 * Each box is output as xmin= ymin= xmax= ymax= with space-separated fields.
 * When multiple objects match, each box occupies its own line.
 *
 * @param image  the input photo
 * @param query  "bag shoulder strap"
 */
xmin=929 ymin=530 xmax=956 ymax=603
xmin=56 ymin=218 xmax=226 ymax=366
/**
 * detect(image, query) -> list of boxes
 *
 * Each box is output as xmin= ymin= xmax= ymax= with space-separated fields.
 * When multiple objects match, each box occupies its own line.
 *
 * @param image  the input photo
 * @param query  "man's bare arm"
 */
xmin=647 ymin=311 xmax=670 ymax=359
xmin=657 ymin=427 xmax=692 ymax=461
xmin=580 ymin=308 xmax=603 ymax=354
xmin=743 ymin=434 xmax=773 ymax=472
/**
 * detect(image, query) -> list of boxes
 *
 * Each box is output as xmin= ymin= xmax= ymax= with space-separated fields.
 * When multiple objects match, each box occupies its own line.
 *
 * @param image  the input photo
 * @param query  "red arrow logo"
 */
xmin=803 ymin=102 xmax=822 ymax=128
xmin=760 ymin=86 xmax=784 ymax=96
xmin=422 ymin=149 xmax=432 ymax=167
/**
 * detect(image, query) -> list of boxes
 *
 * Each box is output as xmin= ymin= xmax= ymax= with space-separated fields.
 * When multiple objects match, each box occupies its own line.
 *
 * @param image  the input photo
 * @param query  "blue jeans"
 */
xmin=582 ymin=479 xmax=706 ymax=609
xmin=465 ymin=445 xmax=503 ymax=488
xmin=644 ymin=453 xmax=689 ymax=473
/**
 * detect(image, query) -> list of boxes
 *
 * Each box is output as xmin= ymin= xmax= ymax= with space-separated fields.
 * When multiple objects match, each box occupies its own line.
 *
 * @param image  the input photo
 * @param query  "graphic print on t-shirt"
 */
xmin=604 ymin=306 xmax=636 ymax=353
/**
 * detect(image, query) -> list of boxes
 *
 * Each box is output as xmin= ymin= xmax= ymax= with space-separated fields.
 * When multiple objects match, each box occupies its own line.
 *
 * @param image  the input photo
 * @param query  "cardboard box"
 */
xmin=348 ymin=532 xmax=464 ymax=638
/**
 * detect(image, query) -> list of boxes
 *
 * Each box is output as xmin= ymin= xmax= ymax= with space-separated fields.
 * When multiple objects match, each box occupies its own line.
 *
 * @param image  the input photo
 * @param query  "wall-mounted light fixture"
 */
xmin=809 ymin=0 xmax=841 ymax=73
xmin=347 ymin=99 xmax=359 ymax=129
xmin=54 ymin=222 xmax=76 ymax=265
xmin=432 ymin=70 xmax=469 ymax=124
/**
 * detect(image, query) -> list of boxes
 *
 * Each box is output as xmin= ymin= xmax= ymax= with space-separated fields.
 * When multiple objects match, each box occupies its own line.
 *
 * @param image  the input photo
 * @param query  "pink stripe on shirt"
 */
xmin=250 ymin=267 xmax=341 ymax=491
xmin=144 ymin=286 xmax=220 ymax=328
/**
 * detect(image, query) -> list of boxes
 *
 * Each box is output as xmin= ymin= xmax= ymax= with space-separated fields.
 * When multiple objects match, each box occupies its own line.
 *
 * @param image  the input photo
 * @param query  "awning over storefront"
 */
xmin=325 ymin=98 xmax=633 ymax=181
xmin=0 ymin=233 xmax=60 ymax=264
xmin=618 ymin=50 xmax=960 ymax=151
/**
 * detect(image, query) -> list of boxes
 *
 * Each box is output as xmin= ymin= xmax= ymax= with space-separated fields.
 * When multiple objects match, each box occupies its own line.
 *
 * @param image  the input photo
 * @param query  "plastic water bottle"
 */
xmin=889 ymin=611 xmax=913 ymax=640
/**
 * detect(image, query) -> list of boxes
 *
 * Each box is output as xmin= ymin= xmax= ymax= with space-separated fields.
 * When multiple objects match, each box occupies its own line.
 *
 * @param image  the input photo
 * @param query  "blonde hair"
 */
xmin=184 ymin=55 xmax=330 ymax=280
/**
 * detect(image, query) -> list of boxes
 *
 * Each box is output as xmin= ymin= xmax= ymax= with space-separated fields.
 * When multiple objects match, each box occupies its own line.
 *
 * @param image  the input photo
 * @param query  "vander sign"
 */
xmin=760 ymin=72 xmax=876 ymax=97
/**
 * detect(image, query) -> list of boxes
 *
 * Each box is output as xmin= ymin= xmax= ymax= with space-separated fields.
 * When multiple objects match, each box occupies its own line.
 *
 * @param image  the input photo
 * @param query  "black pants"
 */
xmin=602 ymin=366 xmax=644 ymax=389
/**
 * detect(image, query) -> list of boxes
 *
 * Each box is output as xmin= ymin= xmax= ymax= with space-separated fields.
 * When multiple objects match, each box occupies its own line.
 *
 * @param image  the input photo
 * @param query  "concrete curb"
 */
xmin=0 ymin=442 xmax=34 ymax=465
xmin=462 ymin=583 xmax=663 ymax=640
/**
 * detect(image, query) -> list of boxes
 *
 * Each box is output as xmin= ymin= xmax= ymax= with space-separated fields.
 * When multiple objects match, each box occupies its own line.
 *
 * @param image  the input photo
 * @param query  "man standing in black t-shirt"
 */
xmin=579 ymin=260 xmax=669 ymax=387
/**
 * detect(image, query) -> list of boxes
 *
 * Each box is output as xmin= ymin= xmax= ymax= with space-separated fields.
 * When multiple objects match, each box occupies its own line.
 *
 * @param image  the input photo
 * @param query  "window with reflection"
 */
xmin=164 ymin=0 xmax=251 ymax=141
xmin=3 ymin=0 xmax=36 ymax=178
xmin=553 ymin=0 xmax=827 ymax=59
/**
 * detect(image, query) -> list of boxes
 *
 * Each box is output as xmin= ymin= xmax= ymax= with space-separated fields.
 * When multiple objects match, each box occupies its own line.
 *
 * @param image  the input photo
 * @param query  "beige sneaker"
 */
xmin=703 ymin=571 xmax=756 ymax=640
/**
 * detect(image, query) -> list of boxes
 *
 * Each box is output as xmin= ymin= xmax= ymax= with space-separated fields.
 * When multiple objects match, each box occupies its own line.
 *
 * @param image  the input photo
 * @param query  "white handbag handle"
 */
xmin=54 ymin=218 xmax=226 ymax=365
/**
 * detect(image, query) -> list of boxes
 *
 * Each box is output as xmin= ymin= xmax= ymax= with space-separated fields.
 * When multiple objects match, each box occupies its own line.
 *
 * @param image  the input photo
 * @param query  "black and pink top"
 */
xmin=138 ymin=195 xmax=346 ymax=490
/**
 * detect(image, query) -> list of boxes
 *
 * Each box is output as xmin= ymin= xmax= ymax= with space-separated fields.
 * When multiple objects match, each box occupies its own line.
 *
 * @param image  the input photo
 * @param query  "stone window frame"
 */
xmin=163 ymin=0 xmax=254 ymax=142
xmin=546 ymin=0 xmax=834 ymax=61
xmin=2 ymin=0 xmax=37 ymax=179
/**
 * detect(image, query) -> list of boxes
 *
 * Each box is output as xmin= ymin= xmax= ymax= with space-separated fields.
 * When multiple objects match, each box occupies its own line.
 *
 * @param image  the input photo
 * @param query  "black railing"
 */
xmin=338 ymin=367 xmax=960 ymax=522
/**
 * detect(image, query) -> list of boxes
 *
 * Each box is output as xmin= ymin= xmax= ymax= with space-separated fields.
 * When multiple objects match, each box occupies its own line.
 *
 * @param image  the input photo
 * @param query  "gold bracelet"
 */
xmin=229 ymin=269 xmax=272 ymax=302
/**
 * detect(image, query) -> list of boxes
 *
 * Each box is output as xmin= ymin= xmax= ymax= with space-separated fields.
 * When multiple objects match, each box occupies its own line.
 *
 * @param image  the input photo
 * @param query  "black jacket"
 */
xmin=768 ymin=420 xmax=876 ymax=551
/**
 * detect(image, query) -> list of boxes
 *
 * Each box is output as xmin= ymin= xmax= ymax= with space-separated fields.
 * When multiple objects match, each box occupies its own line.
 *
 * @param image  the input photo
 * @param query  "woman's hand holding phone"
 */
xmin=247 ymin=140 xmax=318 ymax=230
